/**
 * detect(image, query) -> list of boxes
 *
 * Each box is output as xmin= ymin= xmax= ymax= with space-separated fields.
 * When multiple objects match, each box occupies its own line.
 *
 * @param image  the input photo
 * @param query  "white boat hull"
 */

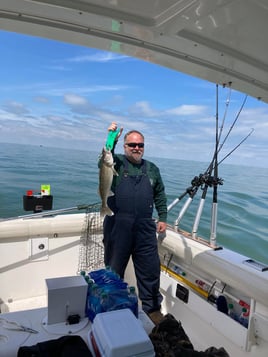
xmin=1 ymin=212 xmax=268 ymax=356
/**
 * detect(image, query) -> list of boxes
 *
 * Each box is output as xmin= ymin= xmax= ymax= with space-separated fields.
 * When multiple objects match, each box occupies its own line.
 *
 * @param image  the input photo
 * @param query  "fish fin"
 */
xmin=100 ymin=206 xmax=114 ymax=217
xmin=112 ymin=166 xmax=119 ymax=176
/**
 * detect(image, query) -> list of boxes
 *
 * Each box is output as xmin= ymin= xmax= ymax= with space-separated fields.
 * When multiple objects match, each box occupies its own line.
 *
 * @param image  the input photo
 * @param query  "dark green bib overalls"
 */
xmin=103 ymin=158 xmax=163 ymax=313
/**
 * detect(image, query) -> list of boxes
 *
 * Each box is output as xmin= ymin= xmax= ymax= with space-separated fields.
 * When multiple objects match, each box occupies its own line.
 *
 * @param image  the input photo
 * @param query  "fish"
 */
xmin=99 ymin=147 xmax=118 ymax=216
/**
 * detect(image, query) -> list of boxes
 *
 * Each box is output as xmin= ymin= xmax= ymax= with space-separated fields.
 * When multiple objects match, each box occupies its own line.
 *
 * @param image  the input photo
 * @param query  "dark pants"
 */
xmin=103 ymin=213 xmax=162 ymax=313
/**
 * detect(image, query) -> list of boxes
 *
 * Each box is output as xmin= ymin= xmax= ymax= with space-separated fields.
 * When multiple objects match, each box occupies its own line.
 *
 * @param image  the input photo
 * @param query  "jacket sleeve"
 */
xmin=151 ymin=164 xmax=167 ymax=223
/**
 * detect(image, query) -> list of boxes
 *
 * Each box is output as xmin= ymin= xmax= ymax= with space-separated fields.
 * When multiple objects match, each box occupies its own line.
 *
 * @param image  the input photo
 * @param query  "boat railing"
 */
xmin=0 ymin=203 xmax=101 ymax=222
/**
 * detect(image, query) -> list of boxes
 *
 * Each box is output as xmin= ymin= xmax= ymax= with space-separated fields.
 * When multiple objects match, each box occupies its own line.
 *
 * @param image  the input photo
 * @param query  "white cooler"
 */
xmin=89 ymin=309 xmax=155 ymax=357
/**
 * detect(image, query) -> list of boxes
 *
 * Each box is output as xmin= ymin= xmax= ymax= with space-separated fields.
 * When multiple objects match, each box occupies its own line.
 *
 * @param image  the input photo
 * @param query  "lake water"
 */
xmin=1 ymin=142 xmax=268 ymax=265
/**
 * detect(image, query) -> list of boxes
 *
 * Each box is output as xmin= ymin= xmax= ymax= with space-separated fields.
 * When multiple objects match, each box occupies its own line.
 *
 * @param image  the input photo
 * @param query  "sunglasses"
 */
xmin=125 ymin=142 xmax=144 ymax=148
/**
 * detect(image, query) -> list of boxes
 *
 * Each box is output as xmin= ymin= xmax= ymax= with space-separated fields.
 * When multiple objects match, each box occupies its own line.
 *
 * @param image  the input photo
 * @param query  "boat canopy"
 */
xmin=0 ymin=0 xmax=268 ymax=103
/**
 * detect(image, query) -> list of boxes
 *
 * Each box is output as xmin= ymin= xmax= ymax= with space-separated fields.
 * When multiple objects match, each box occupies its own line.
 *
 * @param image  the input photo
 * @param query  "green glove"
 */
xmin=106 ymin=128 xmax=121 ymax=150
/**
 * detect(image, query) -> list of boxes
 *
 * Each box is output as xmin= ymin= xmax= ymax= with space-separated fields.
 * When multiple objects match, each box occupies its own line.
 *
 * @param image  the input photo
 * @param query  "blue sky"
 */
xmin=0 ymin=30 xmax=268 ymax=168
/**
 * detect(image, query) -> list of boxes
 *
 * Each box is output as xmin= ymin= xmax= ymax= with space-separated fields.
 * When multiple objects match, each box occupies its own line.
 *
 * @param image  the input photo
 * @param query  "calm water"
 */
xmin=1 ymin=142 xmax=268 ymax=265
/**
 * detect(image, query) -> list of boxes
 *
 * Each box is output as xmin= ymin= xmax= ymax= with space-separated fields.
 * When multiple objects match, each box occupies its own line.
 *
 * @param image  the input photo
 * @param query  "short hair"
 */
xmin=124 ymin=130 xmax=144 ymax=142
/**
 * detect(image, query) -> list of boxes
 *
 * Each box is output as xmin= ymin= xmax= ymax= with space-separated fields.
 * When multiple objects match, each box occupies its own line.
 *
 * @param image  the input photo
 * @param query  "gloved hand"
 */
xmin=108 ymin=122 xmax=123 ymax=140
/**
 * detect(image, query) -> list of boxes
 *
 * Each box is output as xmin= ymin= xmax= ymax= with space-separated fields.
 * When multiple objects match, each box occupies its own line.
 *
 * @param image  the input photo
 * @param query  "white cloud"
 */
xmin=166 ymin=105 xmax=207 ymax=115
xmin=3 ymin=101 xmax=30 ymax=115
xmin=64 ymin=93 xmax=88 ymax=106
xmin=67 ymin=52 xmax=129 ymax=63
xmin=34 ymin=96 xmax=50 ymax=103
xmin=0 ymin=32 xmax=267 ymax=168
xmin=128 ymin=101 xmax=158 ymax=117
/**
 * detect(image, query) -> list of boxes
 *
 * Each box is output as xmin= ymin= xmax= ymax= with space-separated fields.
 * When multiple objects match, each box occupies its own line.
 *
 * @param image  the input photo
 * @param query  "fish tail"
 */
xmin=100 ymin=205 xmax=114 ymax=217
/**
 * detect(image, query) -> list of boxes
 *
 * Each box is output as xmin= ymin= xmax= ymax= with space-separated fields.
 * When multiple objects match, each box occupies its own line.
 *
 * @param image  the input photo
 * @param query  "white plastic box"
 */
xmin=90 ymin=309 xmax=155 ymax=357
xmin=46 ymin=275 xmax=88 ymax=325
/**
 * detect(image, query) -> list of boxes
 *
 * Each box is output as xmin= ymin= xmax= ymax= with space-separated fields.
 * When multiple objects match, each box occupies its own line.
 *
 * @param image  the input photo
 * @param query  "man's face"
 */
xmin=124 ymin=132 xmax=144 ymax=164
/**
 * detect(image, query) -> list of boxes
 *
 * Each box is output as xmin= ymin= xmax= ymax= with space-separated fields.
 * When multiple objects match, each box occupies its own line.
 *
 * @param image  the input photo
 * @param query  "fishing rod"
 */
xmin=169 ymin=87 xmax=249 ymax=240
xmin=217 ymin=85 xmax=232 ymax=145
xmin=190 ymin=128 xmax=254 ymax=181
xmin=217 ymin=128 xmax=254 ymax=166
xmin=168 ymin=146 xmax=217 ymax=218
xmin=170 ymin=171 xmax=218 ymax=232
xmin=169 ymin=150 xmax=217 ymax=232
xmin=192 ymin=89 xmax=249 ymax=243
xmin=190 ymin=90 xmax=225 ymax=237
xmin=170 ymin=170 xmax=224 ymax=233
xmin=191 ymin=128 xmax=253 ymax=238
xmin=192 ymin=84 xmax=220 ymax=242
xmin=210 ymin=84 xmax=220 ymax=247
xmin=1 ymin=203 xmax=99 ymax=221
xmin=191 ymin=190 xmax=206 ymax=240
xmin=168 ymin=173 xmax=215 ymax=230
xmin=202 ymin=90 xmax=247 ymax=174
xmin=167 ymin=187 xmax=195 ymax=212
xmin=217 ymin=94 xmax=248 ymax=154
xmin=173 ymin=187 xmax=199 ymax=229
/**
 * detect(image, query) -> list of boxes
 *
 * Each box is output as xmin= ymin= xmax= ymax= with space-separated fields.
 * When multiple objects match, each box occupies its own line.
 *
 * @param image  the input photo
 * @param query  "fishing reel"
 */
xmin=191 ymin=174 xmax=223 ymax=188
xmin=205 ymin=175 xmax=224 ymax=187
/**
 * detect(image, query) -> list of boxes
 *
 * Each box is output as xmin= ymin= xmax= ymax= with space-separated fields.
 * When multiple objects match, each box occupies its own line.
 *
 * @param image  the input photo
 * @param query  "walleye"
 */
xmin=99 ymin=147 xmax=118 ymax=216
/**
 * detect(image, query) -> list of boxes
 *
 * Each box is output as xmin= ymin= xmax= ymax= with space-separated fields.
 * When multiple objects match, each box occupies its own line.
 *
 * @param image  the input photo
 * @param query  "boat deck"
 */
xmin=0 ymin=307 xmax=154 ymax=357
xmin=1 ymin=213 xmax=268 ymax=357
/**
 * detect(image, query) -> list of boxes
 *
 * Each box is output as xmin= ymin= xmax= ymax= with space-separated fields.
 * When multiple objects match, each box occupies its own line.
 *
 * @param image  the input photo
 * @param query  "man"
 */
xmin=103 ymin=122 xmax=167 ymax=323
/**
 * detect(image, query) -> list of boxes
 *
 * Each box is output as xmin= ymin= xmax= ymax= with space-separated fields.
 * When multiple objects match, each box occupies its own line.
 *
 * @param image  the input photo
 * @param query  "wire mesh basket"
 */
xmin=78 ymin=203 xmax=105 ymax=273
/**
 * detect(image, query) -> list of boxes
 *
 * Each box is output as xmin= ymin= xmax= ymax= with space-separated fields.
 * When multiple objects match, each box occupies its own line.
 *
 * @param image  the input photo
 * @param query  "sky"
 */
xmin=0 ymin=30 xmax=268 ymax=168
